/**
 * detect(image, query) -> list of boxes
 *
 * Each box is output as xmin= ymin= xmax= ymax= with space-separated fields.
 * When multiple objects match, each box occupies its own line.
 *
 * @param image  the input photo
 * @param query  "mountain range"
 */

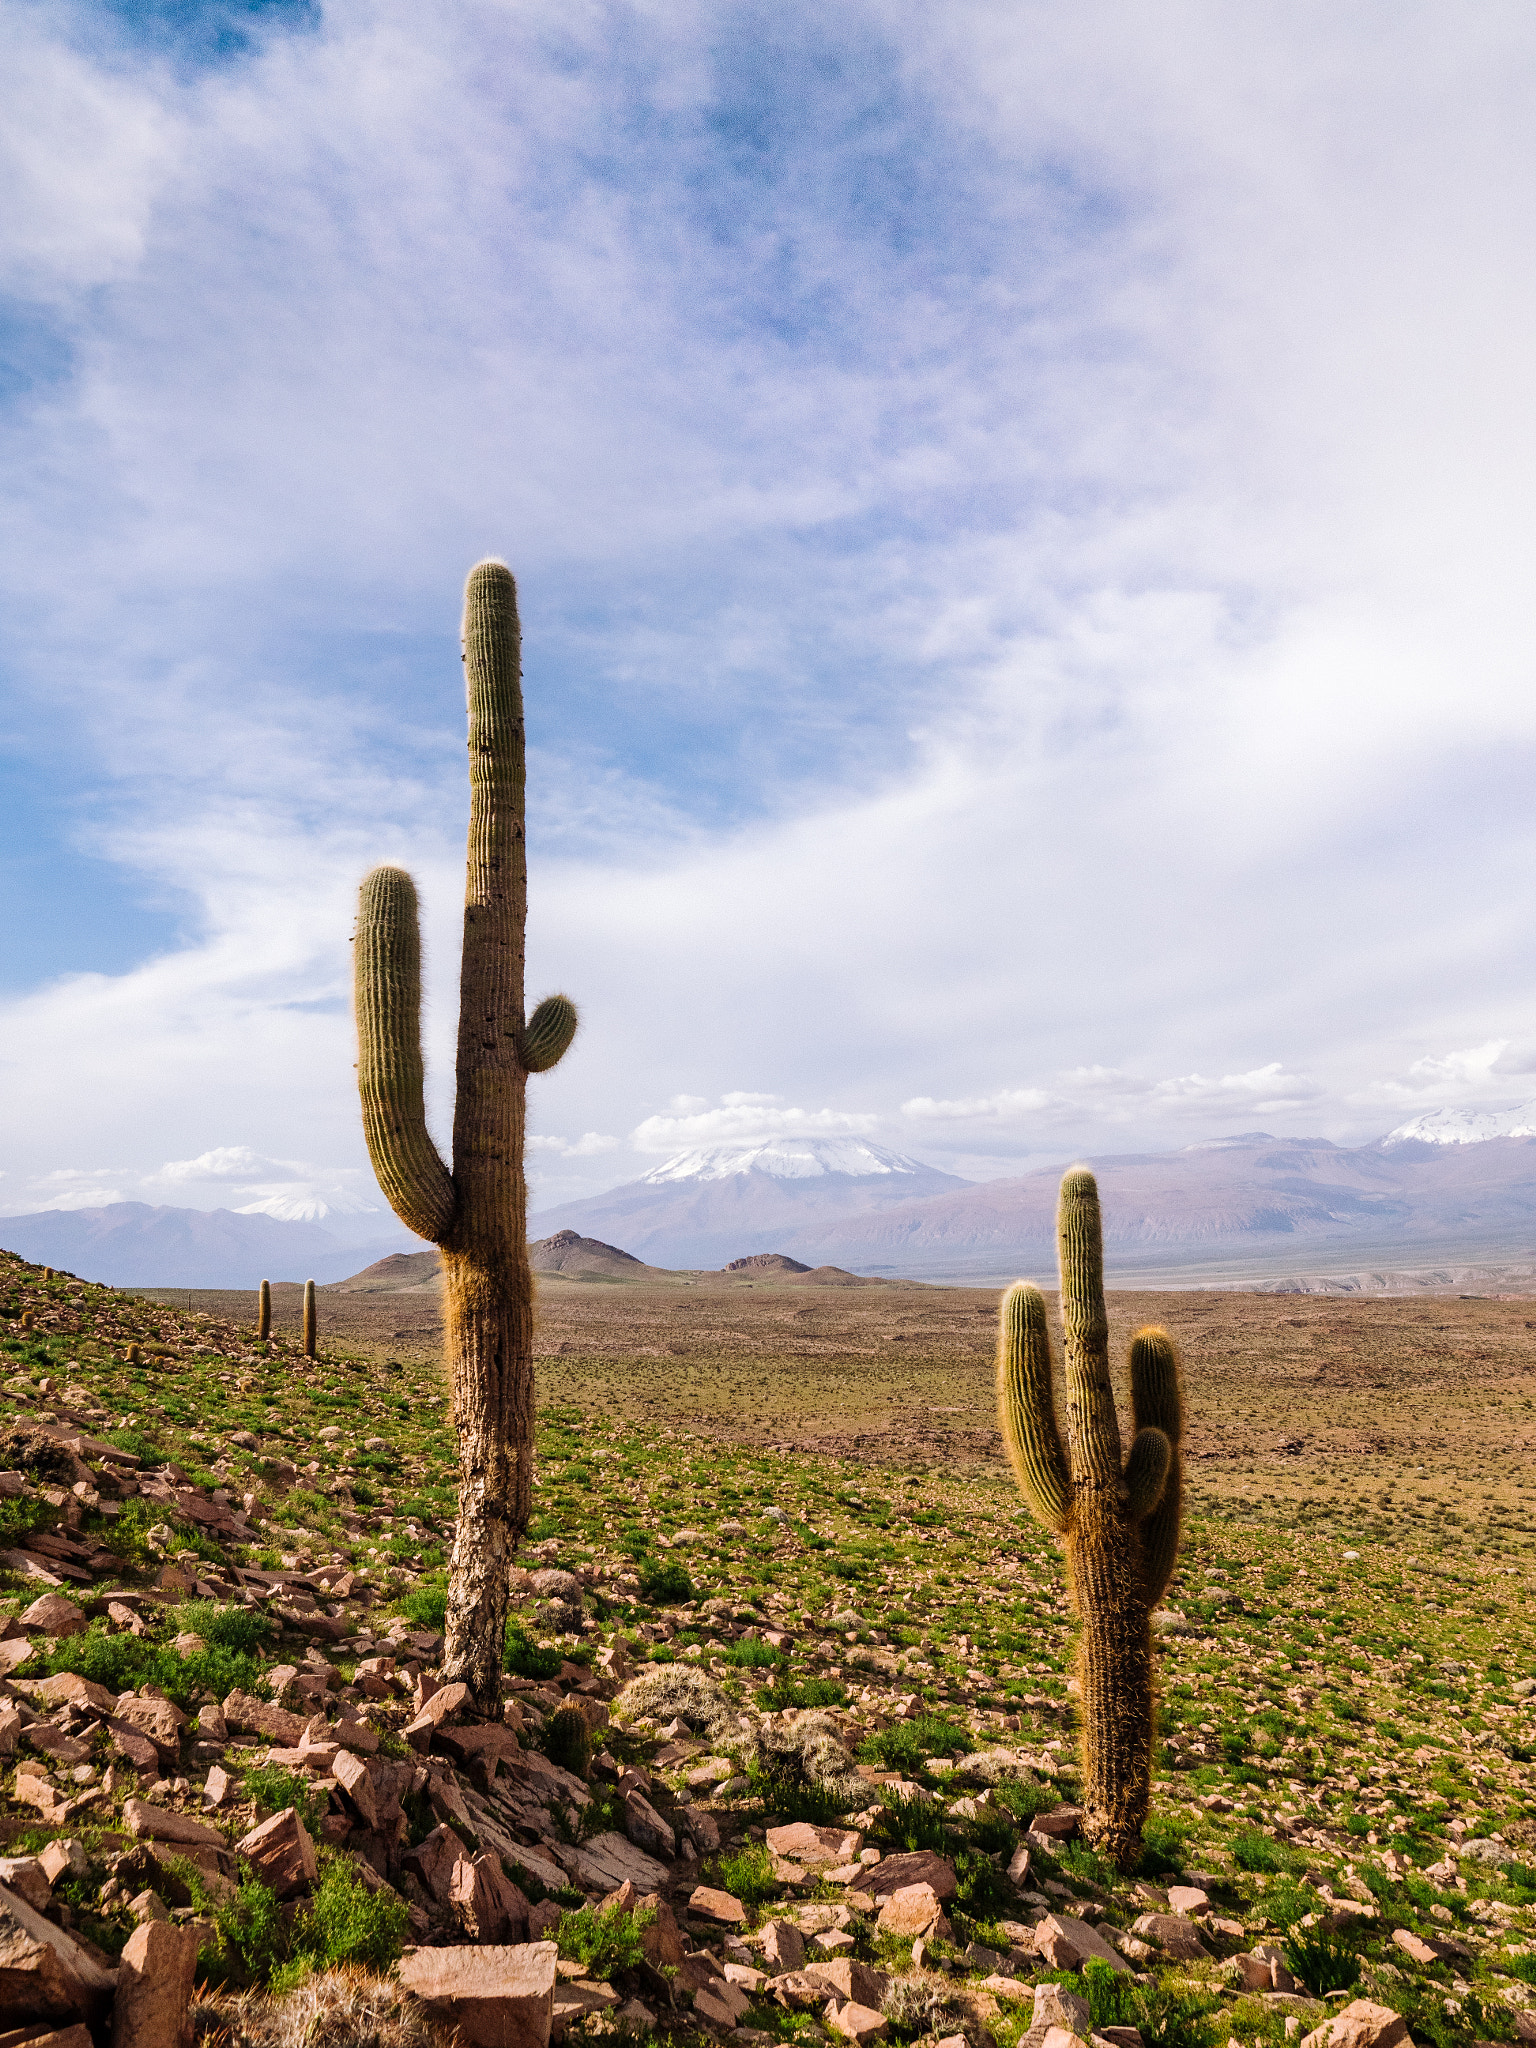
xmin=532 ymin=1125 xmax=1536 ymax=1282
xmin=11 ymin=1109 xmax=1536 ymax=1290
xmin=0 ymin=1203 xmax=410 ymax=1289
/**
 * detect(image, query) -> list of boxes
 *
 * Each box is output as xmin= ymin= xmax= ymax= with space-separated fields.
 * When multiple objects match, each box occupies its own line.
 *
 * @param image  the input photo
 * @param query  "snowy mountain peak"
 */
xmin=641 ymin=1137 xmax=940 ymax=1186
xmin=1383 ymin=1103 xmax=1536 ymax=1146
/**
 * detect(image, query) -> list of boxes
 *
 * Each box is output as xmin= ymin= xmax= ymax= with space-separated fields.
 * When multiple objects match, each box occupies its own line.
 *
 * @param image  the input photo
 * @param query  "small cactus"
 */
xmin=303 ymin=1279 xmax=317 ymax=1359
xmin=354 ymin=560 xmax=578 ymax=1709
xmin=258 ymin=1279 xmax=271 ymax=1342
xmin=996 ymin=1166 xmax=1184 ymax=1870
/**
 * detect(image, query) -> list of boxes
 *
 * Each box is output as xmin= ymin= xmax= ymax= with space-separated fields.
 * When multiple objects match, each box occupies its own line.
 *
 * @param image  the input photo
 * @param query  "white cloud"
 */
xmin=528 ymin=1132 xmax=620 ymax=1158
xmin=2 ymin=4 xmax=1536 ymax=1211
xmin=630 ymin=1100 xmax=879 ymax=1154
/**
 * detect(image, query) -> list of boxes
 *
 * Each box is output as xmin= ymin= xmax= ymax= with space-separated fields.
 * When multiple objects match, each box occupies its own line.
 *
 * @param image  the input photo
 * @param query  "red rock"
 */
xmin=397 ymin=1939 xmax=558 ymax=2048
xmin=829 ymin=2002 xmax=888 ymax=2043
xmin=874 ymin=1883 xmax=947 ymax=1939
xmin=122 ymin=1798 xmax=228 ymax=1850
xmin=416 ymin=1681 xmax=473 ymax=1727
xmin=0 ymin=1878 xmax=116 ymax=2026
xmin=766 ymin=1823 xmax=864 ymax=1867
xmin=34 ymin=1673 xmax=116 ymax=1715
xmin=112 ymin=1918 xmax=198 ymax=2048
xmin=23 ymin=2026 xmax=93 ymax=2047
xmin=688 ymin=1885 xmax=747 ymax=1928
xmin=452 ymin=1851 xmax=531 ymax=1943
xmin=235 ymin=1809 xmax=317 ymax=1899
xmin=760 ymin=1920 xmax=805 ymax=1971
xmin=1300 ymin=2003 xmax=1410 ymax=2048
xmin=804 ymin=1959 xmax=890 ymax=2009
xmin=623 ymin=1790 xmax=675 ymax=1862
xmin=1036 ymin=1914 xmax=1132 ymax=1974
xmin=0 ymin=1856 xmax=52 ymax=1911
xmin=106 ymin=1720 xmax=162 ymax=1776
xmin=333 ymin=1750 xmax=378 ymax=1828
xmin=221 ymin=1690 xmax=305 ymax=1745
xmin=1132 ymin=1913 xmax=1210 ymax=1961
xmin=404 ymin=1823 xmax=471 ymax=1906
xmin=864 ymin=1851 xmax=957 ymax=1902
xmin=19 ymin=1593 xmax=84 ymax=1637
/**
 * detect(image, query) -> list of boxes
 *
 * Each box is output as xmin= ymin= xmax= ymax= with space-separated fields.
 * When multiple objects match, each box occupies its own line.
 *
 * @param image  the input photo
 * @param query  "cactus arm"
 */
xmin=1130 ymin=1325 xmax=1185 ymax=1605
xmin=1123 ymin=1425 xmax=1171 ymax=1520
xmin=1057 ymin=1167 xmax=1123 ymax=1483
xmin=354 ymin=864 xmax=457 ymax=1244
xmin=995 ymin=1282 xmax=1070 ymax=1534
xmin=518 ymin=992 xmax=578 ymax=1073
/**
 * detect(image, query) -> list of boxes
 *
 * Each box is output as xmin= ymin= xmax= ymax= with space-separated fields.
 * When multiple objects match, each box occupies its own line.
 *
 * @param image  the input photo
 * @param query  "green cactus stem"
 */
xmin=995 ymin=1166 xmax=1185 ymax=1870
xmin=302 ymin=1279 xmax=317 ymax=1359
xmin=257 ymin=1279 xmax=271 ymax=1342
xmin=354 ymin=559 xmax=578 ymax=1710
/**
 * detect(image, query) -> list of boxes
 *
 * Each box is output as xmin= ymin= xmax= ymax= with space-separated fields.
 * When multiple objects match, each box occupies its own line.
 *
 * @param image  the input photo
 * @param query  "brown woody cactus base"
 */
xmin=996 ymin=1168 xmax=1184 ymax=1869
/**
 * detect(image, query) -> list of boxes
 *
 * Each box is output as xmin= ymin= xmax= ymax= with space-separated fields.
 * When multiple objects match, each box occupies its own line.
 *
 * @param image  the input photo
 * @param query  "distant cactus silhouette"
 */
xmin=258 ymin=1279 xmax=271 ymax=1342
xmin=303 ymin=1279 xmax=317 ymax=1359
xmin=996 ymin=1167 xmax=1184 ymax=1869
xmin=354 ymin=560 xmax=578 ymax=1709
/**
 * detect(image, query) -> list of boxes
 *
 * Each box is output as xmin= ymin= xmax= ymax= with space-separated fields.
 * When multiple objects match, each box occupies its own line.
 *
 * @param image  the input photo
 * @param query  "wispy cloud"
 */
xmin=630 ymin=1098 xmax=879 ymax=1154
xmin=3 ymin=2 xmax=1536 ymax=1212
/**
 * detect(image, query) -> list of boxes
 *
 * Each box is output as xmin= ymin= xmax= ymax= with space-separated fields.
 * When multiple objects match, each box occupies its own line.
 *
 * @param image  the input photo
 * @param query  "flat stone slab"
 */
xmin=398 ymin=1940 xmax=557 ymax=2048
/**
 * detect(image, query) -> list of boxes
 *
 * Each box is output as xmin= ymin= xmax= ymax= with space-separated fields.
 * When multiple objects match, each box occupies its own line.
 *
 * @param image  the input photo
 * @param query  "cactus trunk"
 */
xmin=302 ymin=1279 xmax=316 ymax=1359
xmin=354 ymin=560 xmax=577 ymax=1711
xmin=995 ymin=1167 xmax=1184 ymax=1871
xmin=258 ymin=1279 xmax=270 ymax=1342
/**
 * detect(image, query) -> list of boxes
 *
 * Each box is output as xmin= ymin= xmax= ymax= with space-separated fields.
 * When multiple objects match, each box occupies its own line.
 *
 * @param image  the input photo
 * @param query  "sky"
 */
xmin=3 ymin=0 xmax=1536 ymax=1234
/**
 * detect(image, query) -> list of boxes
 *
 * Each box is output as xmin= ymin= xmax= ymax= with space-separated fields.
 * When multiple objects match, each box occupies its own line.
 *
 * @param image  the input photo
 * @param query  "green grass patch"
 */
xmin=554 ymin=1900 xmax=655 ymax=1979
xmin=638 ymin=1558 xmax=695 ymax=1604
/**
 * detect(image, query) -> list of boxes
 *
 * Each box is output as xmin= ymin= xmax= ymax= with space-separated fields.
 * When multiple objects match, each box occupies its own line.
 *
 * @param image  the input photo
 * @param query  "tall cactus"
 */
xmin=996 ymin=1167 xmax=1184 ymax=1869
xmin=354 ymin=561 xmax=577 ymax=1709
xmin=257 ymin=1279 xmax=271 ymax=1342
xmin=303 ymin=1279 xmax=317 ymax=1359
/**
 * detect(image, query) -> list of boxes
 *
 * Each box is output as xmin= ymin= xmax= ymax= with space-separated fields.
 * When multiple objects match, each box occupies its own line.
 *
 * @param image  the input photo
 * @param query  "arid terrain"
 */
xmin=4 ymin=1248 xmax=1534 ymax=2048
xmin=154 ymin=1270 xmax=1536 ymax=1562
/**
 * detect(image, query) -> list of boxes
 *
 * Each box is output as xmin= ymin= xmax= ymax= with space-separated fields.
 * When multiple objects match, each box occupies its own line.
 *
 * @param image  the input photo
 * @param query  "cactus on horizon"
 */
xmin=353 ymin=560 xmax=577 ymax=1709
xmin=302 ymin=1279 xmax=317 ymax=1359
xmin=996 ymin=1167 xmax=1184 ymax=1870
xmin=258 ymin=1279 xmax=271 ymax=1342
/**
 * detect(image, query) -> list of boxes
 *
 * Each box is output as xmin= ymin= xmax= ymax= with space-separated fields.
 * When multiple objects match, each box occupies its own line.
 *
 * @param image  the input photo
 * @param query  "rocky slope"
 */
xmin=0 ymin=1247 xmax=1533 ymax=2048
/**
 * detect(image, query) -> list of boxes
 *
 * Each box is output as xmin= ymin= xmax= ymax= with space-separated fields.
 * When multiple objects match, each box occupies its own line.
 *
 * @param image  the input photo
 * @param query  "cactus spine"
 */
xmin=258 ymin=1279 xmax=271 ymax=1342
xmin=354 ymin=560 xmax=578 ymax=1710
xmin=302 ymin=1279 xmax=317 ymax=1359
xmin=996 ymin=1167 xmax=1184 ymax=1870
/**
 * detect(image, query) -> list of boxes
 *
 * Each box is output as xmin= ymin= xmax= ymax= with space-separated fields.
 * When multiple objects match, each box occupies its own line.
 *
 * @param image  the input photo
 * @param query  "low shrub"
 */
xmin=555 ymin=1901 xmax=655 ymax=1979
xmin=722 ymin=1640 xmax=780 ymax=1668
xmin=755 ymin=1675 xmax=846 ymax=1711
xmin=875 ymin=1789 xmax=947 ymax=1854
xmin=638 ymin=1559 xmax=694 ymax=1605
xmin=178 ymin=1600 xmax=274 ymax=1656
xmin=505 ymin=1626 xmax=563 ymax=1680
xmin=244 ymin=1767 xmax=328 ymax=1835
xmin=295 ymin=1856 xmax=410 ymax=1973
xmin=1231 ymin=1827 xmax=1295 ymax=1874
xmin=395 ymin=1583 xmax=447 ymax=1632
xmin=857 ymin=1715 xmax=971 ymax=1775
xmin=1283 ymin=1925 xmax=1362 ymax=1997
xmin=19 ymin=1623 xmax=262 ymax=1713
xmin=710 ymin=1844 xmax=777 ymax=1906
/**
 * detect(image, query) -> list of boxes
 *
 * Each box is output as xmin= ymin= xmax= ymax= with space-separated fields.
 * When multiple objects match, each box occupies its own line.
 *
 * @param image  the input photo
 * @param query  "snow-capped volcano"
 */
xmin=1383 ymin=1104 xmax=1536 ymax=1146
xmin=640 ymin=1138 xmax=933 ymax=1185
xmin=531 ymin=1139 xmax=967 ymax=1267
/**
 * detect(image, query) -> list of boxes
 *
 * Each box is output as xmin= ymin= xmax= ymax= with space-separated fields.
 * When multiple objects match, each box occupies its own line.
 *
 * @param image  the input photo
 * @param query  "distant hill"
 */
xmin=770 ymin=1132 xmax=1536 ymax=1280
xmin=725 ymin=1253 xmax=811 ymax=1274
xmin=530 ymin=1137 xmax=968 ymax=1269
xmin=0 ymin=1202 xmax=407 ymax=1289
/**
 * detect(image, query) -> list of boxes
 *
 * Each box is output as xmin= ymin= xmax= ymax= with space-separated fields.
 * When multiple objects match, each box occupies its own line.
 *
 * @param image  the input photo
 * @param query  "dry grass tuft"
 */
xmin=193 ymin=1968 xmax=446 ymax=2047
xmin=612 ymin=1663 xmax=731 ymax=1732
